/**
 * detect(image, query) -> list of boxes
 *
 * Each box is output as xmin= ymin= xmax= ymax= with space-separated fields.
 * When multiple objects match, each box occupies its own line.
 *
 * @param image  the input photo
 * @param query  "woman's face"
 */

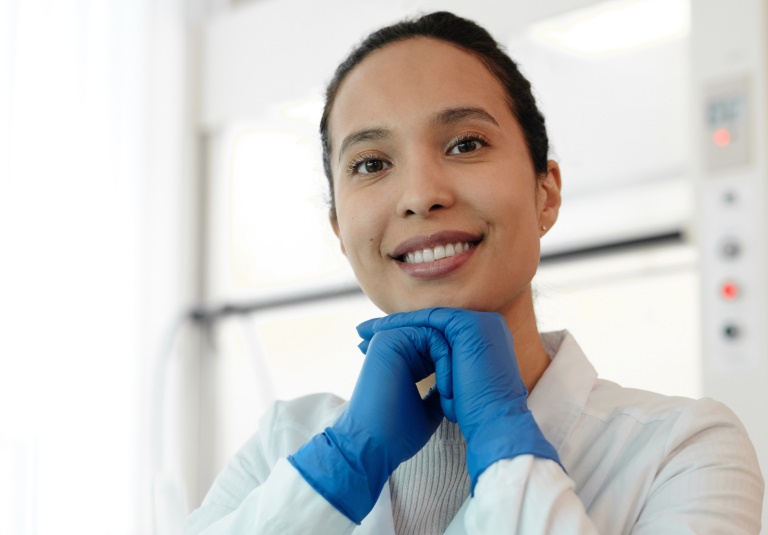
xmin=329 ymin=37 xmax=560 ymax=318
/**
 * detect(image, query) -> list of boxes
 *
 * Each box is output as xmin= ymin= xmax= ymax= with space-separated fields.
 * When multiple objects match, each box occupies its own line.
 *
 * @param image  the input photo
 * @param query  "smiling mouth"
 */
xmin=397 ymin=240 xmax=479 ymax=264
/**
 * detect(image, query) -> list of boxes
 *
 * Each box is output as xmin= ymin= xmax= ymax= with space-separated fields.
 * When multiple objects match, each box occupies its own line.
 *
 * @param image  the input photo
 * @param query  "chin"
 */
xmin=379 ymin=292 xmax=494 ymax=315
xmin=371 ymin=283 xmax=531 ymax=317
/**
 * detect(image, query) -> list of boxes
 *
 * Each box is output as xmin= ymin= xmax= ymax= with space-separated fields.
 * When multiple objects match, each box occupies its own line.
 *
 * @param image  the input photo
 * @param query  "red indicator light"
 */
xmin=721 ymin=281 xmax=739 ymax=300
xmin=713 ymin=128 xmax=731 ymax=147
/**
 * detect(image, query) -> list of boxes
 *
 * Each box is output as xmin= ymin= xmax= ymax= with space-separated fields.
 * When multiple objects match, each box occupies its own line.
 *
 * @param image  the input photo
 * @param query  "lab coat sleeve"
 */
xmin=631 ymin=398 xmax=764 ymax=534
xmin=184 ymin=396 xmax=357 ymax=535
xmin=464 ymin=456 xmax=599 ymax=534
xmin=465 ymin=398 xmax=763 ymax=534
xmin=184 ymin=458 xmax=355 ymax=535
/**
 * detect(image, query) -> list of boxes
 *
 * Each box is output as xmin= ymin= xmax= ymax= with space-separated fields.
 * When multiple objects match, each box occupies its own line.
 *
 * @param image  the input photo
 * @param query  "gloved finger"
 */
xmin=422 ymin=327 xmax=453 ymax=402
xmin=369 ymin=308 xmax=468 ymax=335
xmin=424 ymin=384 xmax=456 ymax=423
xmin=367 ymin=325 xmax=453 ymax=401
xmin=374 ymin=327 xmax=436 ymax=382
xmin=369 ymin=309 xmax=435 ymax=332
xmin=441 ymin=395 xmax=456 ymax=423
xmin=371 ymin=309 xmax=512 ymax=360
xmin=356 ymin=317 xmax=380 ymax=340
xmin=362 ymin=327 xmax=454 ymax=422
xmin=421 ymin=386 xmax=446 ymax=429
xmin=356 ymin=317 xmax=382 ymax=354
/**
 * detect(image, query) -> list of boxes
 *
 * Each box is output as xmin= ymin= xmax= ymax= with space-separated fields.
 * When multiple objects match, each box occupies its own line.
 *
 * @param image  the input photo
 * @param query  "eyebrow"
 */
xmin=430 ymin=106 xmax=500 ymax=129
xmin=337 ymin=127 xmax=391 ymax=164
xmin=335 ymin=106 xmax=500 ymax=163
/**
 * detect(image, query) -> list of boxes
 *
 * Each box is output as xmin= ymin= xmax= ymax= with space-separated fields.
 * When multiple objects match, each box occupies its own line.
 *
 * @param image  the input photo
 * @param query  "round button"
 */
xmin=720 ymin=281 xmax=740 ymax=301
xmin=723 ymin=323 xmax=740 ymax=340
xmin=719 ymin=237 xmax=741 ymax=259
xmin=722 ymin=190 xmax=737 ymax=204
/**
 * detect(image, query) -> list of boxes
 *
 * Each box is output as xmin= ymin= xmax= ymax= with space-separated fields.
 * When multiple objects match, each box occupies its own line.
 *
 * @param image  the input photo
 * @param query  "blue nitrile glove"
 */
xmin=357 ymin=308 xmax=561 ymax=494
xmin=357 ymin=323 xmax=455 ymax=422
xmin=288 ymin=327 xmax=448 ymax=524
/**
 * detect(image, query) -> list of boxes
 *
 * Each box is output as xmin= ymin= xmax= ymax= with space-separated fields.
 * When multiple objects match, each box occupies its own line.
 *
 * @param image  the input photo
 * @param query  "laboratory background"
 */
xmin=1 ymin=0 xmax=767 ymax=533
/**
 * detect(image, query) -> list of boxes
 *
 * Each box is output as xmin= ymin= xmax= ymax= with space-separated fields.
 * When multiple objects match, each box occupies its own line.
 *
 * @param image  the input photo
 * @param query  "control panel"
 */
xmin=678 ymin=0 xmax=766 ymax=526
xmin=698 ymin=77 xmax=765 ymax=371
xmin=698 ymin=166 xmax=763 ymax=371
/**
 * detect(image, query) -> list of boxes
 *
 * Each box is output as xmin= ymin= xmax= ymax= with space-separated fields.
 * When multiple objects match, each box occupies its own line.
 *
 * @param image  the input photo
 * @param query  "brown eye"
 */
xmin=353 ymin=158 xmax=391 ymax=175
xmin=448 ymin=136 xmax=487 ymax=155
xmin=364 ymin=160 xmax=384 ymax=173
xmin=456 ymin=140 xmax=478 ymax=153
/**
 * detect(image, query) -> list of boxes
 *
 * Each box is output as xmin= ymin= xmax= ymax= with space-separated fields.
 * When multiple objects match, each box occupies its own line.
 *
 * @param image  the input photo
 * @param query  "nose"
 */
xmin=395 ymin=156 xmax=456 ymax=218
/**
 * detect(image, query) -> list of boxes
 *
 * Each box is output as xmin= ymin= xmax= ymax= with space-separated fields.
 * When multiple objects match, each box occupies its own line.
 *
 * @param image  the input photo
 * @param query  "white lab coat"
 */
xmin=185 ymin=331 xmax=764 ymax=534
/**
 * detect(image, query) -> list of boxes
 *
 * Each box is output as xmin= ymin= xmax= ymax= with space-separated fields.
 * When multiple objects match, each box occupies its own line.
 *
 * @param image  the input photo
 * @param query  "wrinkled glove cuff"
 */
xmin=288 ymin=429 xmax=382 ymax=524
xmin=465 ymin=410 xmax=561 ymax=495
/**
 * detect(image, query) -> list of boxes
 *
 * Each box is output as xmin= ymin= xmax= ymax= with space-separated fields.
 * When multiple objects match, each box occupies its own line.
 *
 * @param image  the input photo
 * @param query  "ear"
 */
xmin=537 ymin=160 xmax=562 ymax=235
xmin=330 ymin=214 xmax=347 ymax=256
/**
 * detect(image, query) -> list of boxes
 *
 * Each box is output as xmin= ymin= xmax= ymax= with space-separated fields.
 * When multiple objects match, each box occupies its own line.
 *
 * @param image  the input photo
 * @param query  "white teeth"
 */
xmin=402 ymin=241 xmax=474 ymax=264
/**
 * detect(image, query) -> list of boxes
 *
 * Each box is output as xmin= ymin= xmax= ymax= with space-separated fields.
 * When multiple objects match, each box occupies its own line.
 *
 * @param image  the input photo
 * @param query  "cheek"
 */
xmin=480 ymin=178 xmax=541 ymax=263
xmin=336 ymin=202 xmax=384 ymax=266
xmin=480 ymin=180 xmax=538 ymax=231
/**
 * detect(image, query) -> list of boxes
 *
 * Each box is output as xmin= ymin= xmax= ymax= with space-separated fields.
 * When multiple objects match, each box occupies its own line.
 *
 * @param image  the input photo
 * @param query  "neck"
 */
xmin=416 ymin=285 xmax=550 ymax=397
xmin=501 ymin=284 xmax=550 ymax=392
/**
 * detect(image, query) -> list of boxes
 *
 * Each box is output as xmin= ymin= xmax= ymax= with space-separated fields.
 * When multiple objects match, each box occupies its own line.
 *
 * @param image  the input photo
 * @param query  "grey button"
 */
xmin=723 ymin=323 xmax=740 ymax=340
xmin=719 ymin=237 xmax=741 ymax=259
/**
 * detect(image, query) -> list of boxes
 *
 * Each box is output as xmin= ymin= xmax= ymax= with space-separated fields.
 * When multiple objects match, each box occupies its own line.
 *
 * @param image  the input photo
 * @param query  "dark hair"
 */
xmin=321 ymin=11 xmax=549 ymax=219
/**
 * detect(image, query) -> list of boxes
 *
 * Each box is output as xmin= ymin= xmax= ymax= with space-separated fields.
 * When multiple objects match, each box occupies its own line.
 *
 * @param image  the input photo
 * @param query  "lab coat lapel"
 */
xmin=528 ymin=331 xmax=597 ymax=452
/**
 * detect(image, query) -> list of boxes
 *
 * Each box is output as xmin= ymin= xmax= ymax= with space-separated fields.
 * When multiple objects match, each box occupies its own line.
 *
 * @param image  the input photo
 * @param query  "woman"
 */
xmin=186 ymin=12 xmax=763 ymax=534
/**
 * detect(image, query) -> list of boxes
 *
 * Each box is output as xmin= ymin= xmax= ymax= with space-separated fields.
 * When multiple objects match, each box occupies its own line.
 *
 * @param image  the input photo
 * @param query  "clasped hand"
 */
xmin=289 ymin=307 xmax=559 ymax=524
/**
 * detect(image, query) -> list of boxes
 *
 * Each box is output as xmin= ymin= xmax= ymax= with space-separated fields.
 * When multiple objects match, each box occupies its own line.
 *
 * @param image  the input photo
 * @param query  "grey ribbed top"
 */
xmin=388 ymin=418 xmax=470 ymax=535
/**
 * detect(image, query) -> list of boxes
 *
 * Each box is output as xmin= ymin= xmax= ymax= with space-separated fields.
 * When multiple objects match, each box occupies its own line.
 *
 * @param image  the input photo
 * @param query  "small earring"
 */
xmin=541 ymin=225 xmax=547 ymax=231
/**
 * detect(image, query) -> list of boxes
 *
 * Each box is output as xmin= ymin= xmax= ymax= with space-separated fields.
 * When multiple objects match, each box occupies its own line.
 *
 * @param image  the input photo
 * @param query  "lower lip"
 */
xmin=397 ymin=244 xmax=478 ymax=279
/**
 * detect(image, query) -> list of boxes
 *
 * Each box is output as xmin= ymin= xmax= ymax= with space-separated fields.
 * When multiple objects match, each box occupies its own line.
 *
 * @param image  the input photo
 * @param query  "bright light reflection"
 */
xmin=529 ymin=0 xmax=689 ymax=57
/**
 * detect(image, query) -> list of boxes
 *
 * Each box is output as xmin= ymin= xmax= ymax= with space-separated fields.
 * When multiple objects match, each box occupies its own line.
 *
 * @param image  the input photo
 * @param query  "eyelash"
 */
xmin=447 ymin=132 xmax=491 ymax=154
xmin=345 ymin=132 xmax=491 ymax=176
xmin=346 ymin=152 xmax=388 ymax=176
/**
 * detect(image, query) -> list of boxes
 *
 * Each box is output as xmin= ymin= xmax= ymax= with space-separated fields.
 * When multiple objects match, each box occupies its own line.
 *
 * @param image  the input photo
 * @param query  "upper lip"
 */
xmin=391 ymin=230 xmax=483 ymax=259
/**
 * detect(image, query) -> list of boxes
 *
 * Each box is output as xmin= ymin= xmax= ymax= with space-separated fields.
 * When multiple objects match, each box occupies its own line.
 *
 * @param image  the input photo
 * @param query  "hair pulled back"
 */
xmin=321 ymin=11 xmax=549 ymax=218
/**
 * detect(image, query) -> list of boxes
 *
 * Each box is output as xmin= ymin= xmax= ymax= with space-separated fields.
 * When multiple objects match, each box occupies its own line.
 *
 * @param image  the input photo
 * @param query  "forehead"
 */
xmin=329 ymin=37 xmax=511 ymax=146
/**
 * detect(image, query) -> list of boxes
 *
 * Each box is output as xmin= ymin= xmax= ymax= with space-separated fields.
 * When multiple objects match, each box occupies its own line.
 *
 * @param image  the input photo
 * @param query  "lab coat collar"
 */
xmin=527 ymin=330 xmax=598 ymax=452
